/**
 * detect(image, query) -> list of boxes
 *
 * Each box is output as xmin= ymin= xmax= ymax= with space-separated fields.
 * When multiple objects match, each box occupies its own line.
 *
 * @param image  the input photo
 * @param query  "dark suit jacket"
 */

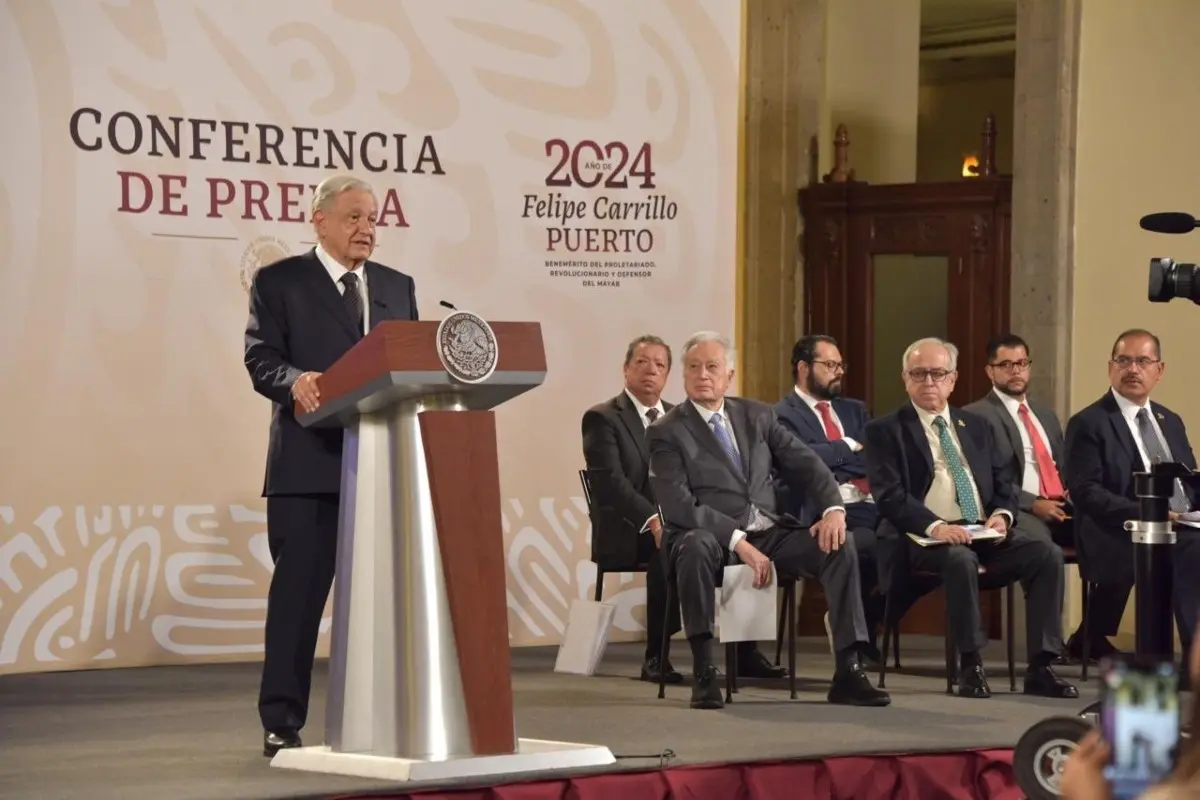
xmin=244 ymin=249 xmax=418 ymax=496
xmin=1064 ymin=391 xmax=1196 ymax=585
xmin=774 ymin=392 xmax=871 ymax=482
xmin=774 ymin=392 xmax=870 ymax=523
xmin=963 ymin=390 xmax=1066 ymax=512
xmin=581 ymin=393 xmax=676 ymax=531
xmin=864 ymin=403 xmax=1018 ymax=541
xmin=647 ymin=397 xmax=842 ymax=551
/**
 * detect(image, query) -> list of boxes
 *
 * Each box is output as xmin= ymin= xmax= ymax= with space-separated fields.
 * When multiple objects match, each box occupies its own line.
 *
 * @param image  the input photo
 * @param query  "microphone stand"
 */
xmin=1075 ymin=463 xmax=1181 ymax=722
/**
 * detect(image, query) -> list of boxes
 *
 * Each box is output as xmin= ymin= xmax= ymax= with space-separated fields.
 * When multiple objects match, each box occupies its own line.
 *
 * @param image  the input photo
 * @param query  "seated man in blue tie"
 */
xmin=649 ymin=331 xmax=889 ymax=710
xmin=774 ymin=335 xmax=883 ymax=659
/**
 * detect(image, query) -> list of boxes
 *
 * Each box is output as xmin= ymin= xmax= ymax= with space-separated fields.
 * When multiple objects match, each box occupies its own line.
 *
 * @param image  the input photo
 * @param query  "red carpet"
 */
xmin=344 ymin=747 xmax=1021 ymax=800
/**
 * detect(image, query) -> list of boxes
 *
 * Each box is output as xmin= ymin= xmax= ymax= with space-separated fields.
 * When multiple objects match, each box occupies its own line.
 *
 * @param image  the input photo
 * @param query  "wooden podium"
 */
xmin=269 ymin=315 xmax=614 ymax=782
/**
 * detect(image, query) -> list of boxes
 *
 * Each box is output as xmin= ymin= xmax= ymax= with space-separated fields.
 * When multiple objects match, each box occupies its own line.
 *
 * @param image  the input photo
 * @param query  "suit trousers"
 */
xmin=907 ymin=525 xmax=1065 ymax=660
xmin=670 ymin=525 xmax=870 ymax=653
xmin=845 ymin=502 xmax=883 ymax=625
xmin=258 ymin=494 xmax=340 ymax=732
xmin=1085 ymin=531 xmax=1200 ymax=657
xmin=1015 ymin=510 xmax=1075 ymax=549
xmin=638 ymin=531 xmax=681 ymax=660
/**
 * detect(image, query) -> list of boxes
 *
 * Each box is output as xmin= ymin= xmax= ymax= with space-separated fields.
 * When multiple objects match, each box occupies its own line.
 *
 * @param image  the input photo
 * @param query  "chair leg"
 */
xmin=1006 ymin=586 xmax=1017 ymax=692
xmin=1081 ymin=581 xmax=1092 ymax=683
xmin=725 ymin=642 xmax=736 ymax=703
xmin=787 ymin=584 xmax=797 ymax=700
xmin=892 ymin=620 xmax=901 ymax=668
xmin=774 ymin=586 xmax=788 ymax=666
xmin=593 ymin=570 xmax=604 ymax=603
xmin=945 ymin=600 xmax=956 ymax=695
xmin=658 ymin=581 xmax=673 ymax=700
xmin=878 ymin=592 xmax=892 ymax=689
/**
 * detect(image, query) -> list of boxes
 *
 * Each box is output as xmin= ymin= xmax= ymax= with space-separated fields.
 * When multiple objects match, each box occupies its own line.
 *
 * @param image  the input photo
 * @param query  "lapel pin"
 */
xmin=1156 ymin=412 xmax=1165 ymax=421
xmin=956 ymin=418 xmax=966 ymax=428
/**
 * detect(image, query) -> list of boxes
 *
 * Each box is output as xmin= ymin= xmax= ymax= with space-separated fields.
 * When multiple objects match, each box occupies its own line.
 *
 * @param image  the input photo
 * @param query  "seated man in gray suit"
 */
xmin=647 ymin=330 xmax=889 ymax=710
xmin=963 ymin=334 xmax=1071 ymax=548
xmin=964 ymin=333 xmax=1110 ymax=662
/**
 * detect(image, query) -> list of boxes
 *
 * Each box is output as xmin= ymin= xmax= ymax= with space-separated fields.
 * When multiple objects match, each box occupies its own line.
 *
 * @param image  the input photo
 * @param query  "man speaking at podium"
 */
xmin=243 ymin=175 xmax=419 ymax=757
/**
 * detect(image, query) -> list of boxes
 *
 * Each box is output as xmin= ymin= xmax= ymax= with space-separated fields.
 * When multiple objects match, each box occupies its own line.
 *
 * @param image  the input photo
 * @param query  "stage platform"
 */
xmin=0 ymin=637 xmax=1096 ymax=800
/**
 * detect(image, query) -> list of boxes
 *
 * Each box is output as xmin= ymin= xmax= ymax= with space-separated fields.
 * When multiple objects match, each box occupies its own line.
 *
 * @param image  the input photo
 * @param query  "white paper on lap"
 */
xmin=715 ymin=563 xmax=777 ymax=643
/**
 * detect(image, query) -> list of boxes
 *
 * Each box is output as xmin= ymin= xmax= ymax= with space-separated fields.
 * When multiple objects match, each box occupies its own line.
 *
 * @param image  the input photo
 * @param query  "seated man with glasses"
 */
xmin=865 ymin=337 xmax=1077 ymax=699
xmin=1064 ymin=328 xmax=1200 ymax=678
xmin=965 ymin=333 xmax=1115 ymax=662
xmin=774 ymin=334 xmax=883 ymax=660
xmin=964 ymin=334 xmax=1072 ymax=548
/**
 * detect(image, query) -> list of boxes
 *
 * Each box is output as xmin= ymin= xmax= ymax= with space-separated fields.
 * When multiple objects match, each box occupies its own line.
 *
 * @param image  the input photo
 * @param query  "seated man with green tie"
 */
xmin=864 ymin=337 xmax=1077 ymax=700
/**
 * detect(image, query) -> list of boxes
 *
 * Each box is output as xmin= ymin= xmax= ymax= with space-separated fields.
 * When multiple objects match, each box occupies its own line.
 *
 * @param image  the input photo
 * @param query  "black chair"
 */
xmin=580 ymin=468 xmax=652 ymax=604
xmin=877 ymin=550 xmax=1017 ymax=695
xmin=1060 ymin=542 xmax=1097 ymax=682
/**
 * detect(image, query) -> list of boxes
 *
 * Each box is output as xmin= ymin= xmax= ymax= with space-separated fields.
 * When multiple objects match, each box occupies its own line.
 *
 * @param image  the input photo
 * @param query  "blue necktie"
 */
xmin=710 ymin=412 xmax=744 ymax=476
xmin=932 ymin=416 xmax=981 ymax=522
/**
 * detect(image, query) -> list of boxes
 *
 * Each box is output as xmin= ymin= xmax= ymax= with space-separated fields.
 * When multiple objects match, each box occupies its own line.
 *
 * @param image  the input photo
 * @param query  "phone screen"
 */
xmin=1099 ymin=657 xmax=1180 ymax=799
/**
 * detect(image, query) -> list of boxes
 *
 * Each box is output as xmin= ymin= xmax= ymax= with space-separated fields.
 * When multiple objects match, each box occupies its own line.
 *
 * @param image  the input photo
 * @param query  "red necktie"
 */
xmin=815 ymin=401 xmax=870 ymax=494
xmin=1017 ymin=404 xmax=1065 ymax=499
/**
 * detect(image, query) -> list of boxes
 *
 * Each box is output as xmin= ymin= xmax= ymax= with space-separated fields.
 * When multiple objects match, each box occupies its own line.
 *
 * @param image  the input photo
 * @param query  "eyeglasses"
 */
xmin=989 ymin=359 xmax=1032 ymax=372
xmin=906 ymin=369 xmax=953 ymax=383
xmin=810 ymin=359 xmax=846 ymax=373
xmin=1110 ymin=356 xmax=1161 ymax=370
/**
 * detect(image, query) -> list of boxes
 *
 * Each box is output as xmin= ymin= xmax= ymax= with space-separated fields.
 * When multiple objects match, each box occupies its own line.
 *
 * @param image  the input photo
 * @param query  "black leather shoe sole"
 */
xmin=263 ymin=731 xmax=302 ymax=757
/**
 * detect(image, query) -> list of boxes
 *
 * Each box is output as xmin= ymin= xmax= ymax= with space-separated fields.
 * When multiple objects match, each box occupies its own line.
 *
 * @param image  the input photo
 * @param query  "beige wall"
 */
xmin=917 ymin=76 xmax=1014 ymax=182
xmin=1070 ymin=1 xmax=1200 ymax=644
xmin=820 ymin=0 xmax=921 ymax=184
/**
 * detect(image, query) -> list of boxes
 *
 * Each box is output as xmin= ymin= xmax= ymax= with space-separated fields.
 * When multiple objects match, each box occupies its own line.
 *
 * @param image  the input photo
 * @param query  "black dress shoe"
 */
xmin=737 ymin=648 xmax=789 ymax=679
xmin=828 ymin=660 xmax=891 ymax=706
xmin=958 ymin=664 xmax=991 ymax=699
xmin=1024 ymin=665 xmax=1080 ymax=699
xmin=690 ymin=664 xmax=724 ymax=710
xmin=263 ymin=729 xmax=302 ymax=757
xmin=640 ymin=656 xmax=684 ymax=684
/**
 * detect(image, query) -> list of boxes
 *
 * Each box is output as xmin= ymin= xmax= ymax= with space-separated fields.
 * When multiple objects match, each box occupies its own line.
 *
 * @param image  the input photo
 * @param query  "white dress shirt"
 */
xmin=1110 ymin=388 xmax=1189 ymax=507
xmin=314 ymin=244 xmax=368 ymax=334
xmin=992 ymin=388 xmax=1052 ymax=498
xmin=912 ymin=402 xmax=1011 ymax=535
xmin=626 ymin=389 xmax=666 ymax=533
xmin=794 ymin=387 xmax=870 ymax=504
xmin=691 ymin=399 xmax=842 ymax=551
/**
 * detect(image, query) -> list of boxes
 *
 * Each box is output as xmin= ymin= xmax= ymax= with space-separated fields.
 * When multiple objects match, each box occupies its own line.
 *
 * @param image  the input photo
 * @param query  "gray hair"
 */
xmin=311 ymin=174 xmax=374 ymax=216
xmin=902 ymin=337 xmax=958 ymax=372
xmin=682 ymin=330 xmax=737 ymax=370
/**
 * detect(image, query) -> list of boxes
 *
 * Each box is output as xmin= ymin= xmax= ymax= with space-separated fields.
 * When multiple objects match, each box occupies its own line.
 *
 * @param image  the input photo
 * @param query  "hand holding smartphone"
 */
xmin=1099 ymin=655 xmax=1181 ymax=799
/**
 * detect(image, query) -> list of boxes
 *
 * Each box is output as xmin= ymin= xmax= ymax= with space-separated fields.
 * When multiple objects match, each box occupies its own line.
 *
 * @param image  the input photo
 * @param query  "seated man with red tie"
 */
xmin=774 ymin=334 xmax=883 ymax=657
xmin=963 ymin=334 xmax=1072 ymax=549
xmin=965 ymin=334 xmax=1114 ymax=662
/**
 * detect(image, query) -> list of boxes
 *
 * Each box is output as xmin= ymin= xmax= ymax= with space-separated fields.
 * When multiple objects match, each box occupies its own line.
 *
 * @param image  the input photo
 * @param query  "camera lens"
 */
xmin=1148 ymin=257 xmax=1199 ymax=303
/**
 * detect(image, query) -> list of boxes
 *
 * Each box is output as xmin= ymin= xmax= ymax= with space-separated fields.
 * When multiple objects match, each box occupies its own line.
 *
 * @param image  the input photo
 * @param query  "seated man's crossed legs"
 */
xmin=670 ymin=525 xmax=891 ymax=710
xmin=908 ymin=527 xmax=1079 ymax=699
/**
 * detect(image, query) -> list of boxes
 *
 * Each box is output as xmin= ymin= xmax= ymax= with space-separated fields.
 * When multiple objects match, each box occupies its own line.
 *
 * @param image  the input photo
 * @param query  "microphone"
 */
xmin=439 ymin=300 xmax=458 ymax=311
xmin=1139 ymin=212 xmax=1200 ymax=234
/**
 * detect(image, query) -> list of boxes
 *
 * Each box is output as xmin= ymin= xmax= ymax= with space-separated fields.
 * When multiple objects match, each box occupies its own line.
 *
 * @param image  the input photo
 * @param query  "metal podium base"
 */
xmin=269 ymin=738 xmax=616 ymax=783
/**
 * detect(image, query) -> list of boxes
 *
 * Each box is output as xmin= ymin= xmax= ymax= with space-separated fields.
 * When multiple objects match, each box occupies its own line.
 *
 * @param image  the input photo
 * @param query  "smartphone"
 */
xmin=1098 ymin=655 xmax=1181 ymax=799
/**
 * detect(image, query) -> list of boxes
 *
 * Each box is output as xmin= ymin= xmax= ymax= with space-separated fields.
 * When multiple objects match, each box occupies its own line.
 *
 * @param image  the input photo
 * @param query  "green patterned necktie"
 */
xmin=932 ymin=416 xmax=982 ymax=522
